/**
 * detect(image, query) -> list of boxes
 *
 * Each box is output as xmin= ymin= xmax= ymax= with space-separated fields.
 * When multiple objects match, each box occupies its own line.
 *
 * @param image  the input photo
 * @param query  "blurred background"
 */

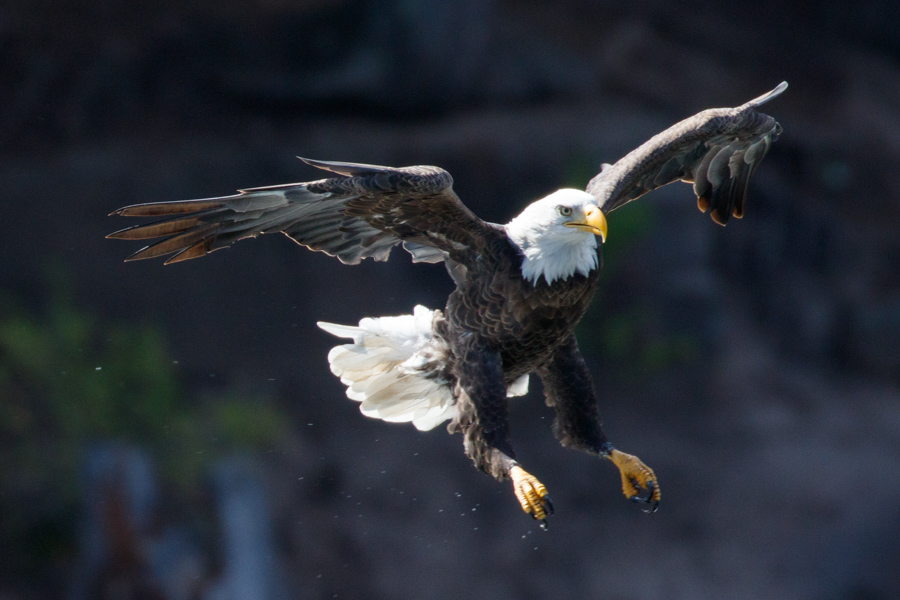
xmin=2 ymin=0 xmax=900 ymax=598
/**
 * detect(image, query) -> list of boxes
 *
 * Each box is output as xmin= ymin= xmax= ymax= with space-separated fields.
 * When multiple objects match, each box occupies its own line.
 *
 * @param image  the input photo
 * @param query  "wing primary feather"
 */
xmin=163 ymin=240 xmax=214 ymax=264
xmin=691 ymin=143 xmax=719 ymax=206
xmin=124 ymin=224 xmax=220 ymax=261
xmin=110 ymin=199 xmax=227 ymax=217
xmin=743 ymin=81 xmax=788 ymax=108
xmin=731 ymin=164 xmax=753 ymax=219
xmin=298 ymin=157 xmax=395 ymax=177
xmin=106 ymin=215 xmax=211 ymax=240
xmin=706 ymin=145 xmax=739 ymax=224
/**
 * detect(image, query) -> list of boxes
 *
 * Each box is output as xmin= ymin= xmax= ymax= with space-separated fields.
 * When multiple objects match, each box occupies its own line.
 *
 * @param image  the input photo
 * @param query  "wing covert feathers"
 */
xmin=109 ymin=160 xmax=496 ymax=265
xmin=586 ymin=82 xmax=786 ymax=225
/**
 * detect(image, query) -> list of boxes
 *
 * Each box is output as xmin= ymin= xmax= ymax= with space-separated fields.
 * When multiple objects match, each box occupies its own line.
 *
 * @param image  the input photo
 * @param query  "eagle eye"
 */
xmin=556 ymin=205 xmax=573 ymax=217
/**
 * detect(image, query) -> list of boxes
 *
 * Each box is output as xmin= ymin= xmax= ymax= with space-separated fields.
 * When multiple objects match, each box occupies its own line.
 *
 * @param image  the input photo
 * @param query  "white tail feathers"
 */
xmin=317 ymin=306 xmax=457 ymax=431
xmin=317 ymin=305 xmax=529 ymax=432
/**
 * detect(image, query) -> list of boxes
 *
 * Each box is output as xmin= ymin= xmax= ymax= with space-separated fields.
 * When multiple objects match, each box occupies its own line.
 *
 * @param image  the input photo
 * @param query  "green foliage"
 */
xmin=162 ymin=390 xmax=289 ymax=492
xmin=593 ymin=306 xmax=700 ymax=375
xmin=0 ymin=274 xmax=288 ymax=575
xmin=214 ymin=394 xmax=287 ymax=450
xmin=575 ymin=204 xmax=702 ymax=376
xmin=573 ymin=185 xmax=656 ymax=360
xmin=0 ymin=300 xmax=180 ymax=447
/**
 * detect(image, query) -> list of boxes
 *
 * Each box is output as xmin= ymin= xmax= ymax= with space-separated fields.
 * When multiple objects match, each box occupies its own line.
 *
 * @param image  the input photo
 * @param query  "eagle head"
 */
xmin=504 ymin=189 xmax=607 ymax=286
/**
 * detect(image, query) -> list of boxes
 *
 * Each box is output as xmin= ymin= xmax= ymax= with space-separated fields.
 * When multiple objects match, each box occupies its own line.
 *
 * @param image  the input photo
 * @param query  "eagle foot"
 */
xmin=607 ymin=449 xmax=660 ymax=513
xmin=509 ymin=465 xmax=554 ymax=528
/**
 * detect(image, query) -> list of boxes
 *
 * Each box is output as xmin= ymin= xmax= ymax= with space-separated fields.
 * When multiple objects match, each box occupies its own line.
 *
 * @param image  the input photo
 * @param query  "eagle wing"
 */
xmin=586 ymin=82 xmax=786 ymax=225
xmin=108 ymin=158 xmax=503 ymax=266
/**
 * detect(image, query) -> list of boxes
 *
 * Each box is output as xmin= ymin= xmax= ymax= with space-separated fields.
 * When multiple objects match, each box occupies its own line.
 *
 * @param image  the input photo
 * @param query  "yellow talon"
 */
xmin=607 ymin=449 xmax=661 ymax=511
xmin=510 ymin=465 xmax=554 ymax=525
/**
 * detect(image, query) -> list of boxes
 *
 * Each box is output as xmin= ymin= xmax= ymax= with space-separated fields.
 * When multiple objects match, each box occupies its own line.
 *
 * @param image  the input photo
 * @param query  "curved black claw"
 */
xmin=629 ymin=480 xmax=660 ymax=513
xmin=511 ymin=466 xmax=554 ymax=526
xmin=608 ymin=448 xmax=661 ymax=513
xmin=534 ymin=496 xmax=555 ymax=531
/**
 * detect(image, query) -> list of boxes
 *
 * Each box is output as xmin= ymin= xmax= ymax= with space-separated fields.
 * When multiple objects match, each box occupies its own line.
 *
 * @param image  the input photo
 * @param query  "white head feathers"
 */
xmin=504 ymin=189 xmax=603 ymax=285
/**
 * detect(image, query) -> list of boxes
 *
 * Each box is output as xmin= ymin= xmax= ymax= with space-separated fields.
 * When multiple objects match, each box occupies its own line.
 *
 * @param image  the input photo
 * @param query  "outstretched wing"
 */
xmin=108 ymin=158 xmax=503 ymax=266
xmin=586 ymin=82 xmax=786 ymax=225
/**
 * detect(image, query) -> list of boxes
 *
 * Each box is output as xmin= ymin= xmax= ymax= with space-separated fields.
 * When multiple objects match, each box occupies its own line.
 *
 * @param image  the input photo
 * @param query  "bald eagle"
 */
xmin=109 ymin=83 xmax=786 ymax=526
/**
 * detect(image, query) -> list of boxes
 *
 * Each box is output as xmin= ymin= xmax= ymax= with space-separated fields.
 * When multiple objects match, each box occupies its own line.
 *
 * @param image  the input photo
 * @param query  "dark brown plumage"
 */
xmin=587 ymin=82 xmax=785 ymax=224
xmin=108 ymin=83 xmax=786 ymax=526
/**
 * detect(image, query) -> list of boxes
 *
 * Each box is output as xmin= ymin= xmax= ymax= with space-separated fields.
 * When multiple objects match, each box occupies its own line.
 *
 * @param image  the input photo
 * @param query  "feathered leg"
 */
xmin=539 ymin=336 xmax=660 ymax=511
xmin=448 ymin=339 xmax=554 ymax=525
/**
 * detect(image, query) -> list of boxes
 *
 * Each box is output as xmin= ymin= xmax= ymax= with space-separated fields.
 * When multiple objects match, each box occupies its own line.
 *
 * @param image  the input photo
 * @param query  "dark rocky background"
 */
xmin=2 ymin=1 xmax=899 ymax=599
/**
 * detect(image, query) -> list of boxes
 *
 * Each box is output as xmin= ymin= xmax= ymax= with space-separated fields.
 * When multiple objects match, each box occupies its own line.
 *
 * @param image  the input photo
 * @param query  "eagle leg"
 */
xmin=509 ymin=465 xmax=555 ymax=528
xmin=606 ymin=448 xmax=661 ymax=513
xmin=538 ymin=338 xmax=660 ymax=513
xmin=450 ymin=339 xmax=559 ymax=526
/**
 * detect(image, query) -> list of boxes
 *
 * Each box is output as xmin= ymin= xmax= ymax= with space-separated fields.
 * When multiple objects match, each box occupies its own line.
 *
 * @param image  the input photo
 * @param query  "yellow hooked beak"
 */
xmin=564 ymin=204 xmax=608 ymax=243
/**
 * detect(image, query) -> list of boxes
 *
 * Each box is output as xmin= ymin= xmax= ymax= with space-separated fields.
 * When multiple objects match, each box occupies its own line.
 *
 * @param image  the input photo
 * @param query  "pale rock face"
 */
xmin=504 ymin=189 xmax=601 ymax=285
